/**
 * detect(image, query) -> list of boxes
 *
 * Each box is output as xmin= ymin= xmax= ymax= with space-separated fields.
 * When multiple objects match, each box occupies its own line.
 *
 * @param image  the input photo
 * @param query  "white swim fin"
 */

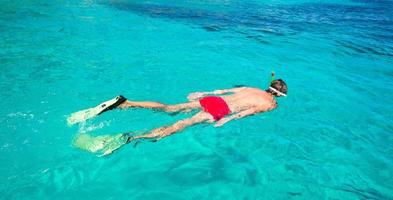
xmin=67 ymin=95 xmax=126 ymax=126
xmin=73 ymin=133 xmax=130 ymax=156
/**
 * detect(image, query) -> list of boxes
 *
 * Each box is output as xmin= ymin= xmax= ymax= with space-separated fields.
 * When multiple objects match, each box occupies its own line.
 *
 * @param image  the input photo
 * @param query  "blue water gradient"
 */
xmin=1 ymin=0 xmax=393 ymax=199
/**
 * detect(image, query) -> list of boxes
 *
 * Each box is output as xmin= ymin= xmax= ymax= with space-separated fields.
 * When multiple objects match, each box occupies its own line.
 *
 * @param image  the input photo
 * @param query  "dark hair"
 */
xmin=267 ymin=79 xmax=287 ymax=97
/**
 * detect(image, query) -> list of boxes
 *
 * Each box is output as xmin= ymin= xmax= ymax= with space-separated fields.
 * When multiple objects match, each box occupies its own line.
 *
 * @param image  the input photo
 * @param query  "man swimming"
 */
xmin=69 ymin=79 xmax=287 ymax=156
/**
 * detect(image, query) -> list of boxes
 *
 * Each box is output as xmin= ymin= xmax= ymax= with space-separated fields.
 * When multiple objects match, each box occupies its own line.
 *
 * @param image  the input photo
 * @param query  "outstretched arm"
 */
xmin=188 ymin=87 xmax=246 ymax=101
xmin=215 ymin=108 xmax=261 ymax=127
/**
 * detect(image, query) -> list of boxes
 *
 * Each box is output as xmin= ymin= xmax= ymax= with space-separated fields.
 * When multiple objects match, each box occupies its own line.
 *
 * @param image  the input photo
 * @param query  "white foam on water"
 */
xmin=7 ymin=112 xmax=34 ymax=119
xmin=78 ymin=120 xmax=111 ymax=134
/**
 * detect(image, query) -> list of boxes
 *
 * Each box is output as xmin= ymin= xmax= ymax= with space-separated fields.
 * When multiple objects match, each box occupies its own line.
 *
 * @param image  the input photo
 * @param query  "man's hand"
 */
xmin=214 ymin=117 xmax=232 ymax=127
xmin=214 ymin=108 xmax=261 ymax=127
xmin=187 ymin=92 xmax=206 ymax=101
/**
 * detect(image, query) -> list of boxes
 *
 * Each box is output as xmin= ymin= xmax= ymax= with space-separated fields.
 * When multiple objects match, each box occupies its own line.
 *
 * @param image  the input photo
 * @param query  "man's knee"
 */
xmin=164 ymin=105 xmax=181 ymax=112
xmin=163 ymin=105 xmax=173 ymax=112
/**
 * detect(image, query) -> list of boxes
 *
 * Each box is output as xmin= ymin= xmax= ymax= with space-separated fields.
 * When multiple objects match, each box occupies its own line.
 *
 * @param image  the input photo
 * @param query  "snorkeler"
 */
xmin=69 ymin=78 xmax=287 ymax=156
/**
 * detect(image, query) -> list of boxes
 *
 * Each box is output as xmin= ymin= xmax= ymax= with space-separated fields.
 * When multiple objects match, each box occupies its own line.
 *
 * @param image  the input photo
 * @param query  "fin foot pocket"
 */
xmin=67 ymin=95 xmax=127 ymax=126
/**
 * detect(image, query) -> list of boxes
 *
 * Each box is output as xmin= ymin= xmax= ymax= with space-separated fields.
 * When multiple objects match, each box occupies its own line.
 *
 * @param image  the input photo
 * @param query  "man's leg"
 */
xmin=74 ymin=111 xmax=213 ymax=156
xmin=67 ymin=96 xmax=201 ymax=126
xmin=118 ymin=100 xmax=200 ymax=113
xmin=127 ymin=111 xmax=213 ymax=142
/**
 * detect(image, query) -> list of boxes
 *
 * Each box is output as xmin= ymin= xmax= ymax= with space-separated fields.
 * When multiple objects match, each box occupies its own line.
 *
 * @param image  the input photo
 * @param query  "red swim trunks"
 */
xmin=199 ymin=96 xmax=231 ymax=121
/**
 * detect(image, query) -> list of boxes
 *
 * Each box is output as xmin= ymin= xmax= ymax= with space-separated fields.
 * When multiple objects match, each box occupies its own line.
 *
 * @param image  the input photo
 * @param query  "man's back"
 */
xmin=222 ymin=87 xmax=277 ymax=113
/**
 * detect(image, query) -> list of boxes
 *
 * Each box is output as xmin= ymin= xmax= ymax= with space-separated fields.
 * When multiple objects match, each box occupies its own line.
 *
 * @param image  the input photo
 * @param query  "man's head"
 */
xmin=267 ymin=79 xmax=287 ymax=97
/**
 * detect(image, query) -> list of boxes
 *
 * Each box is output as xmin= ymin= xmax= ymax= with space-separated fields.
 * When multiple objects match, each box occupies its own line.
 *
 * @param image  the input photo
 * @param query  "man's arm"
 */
xmin=188 ymin=87 xmax=246 ymax=101
xmin=207 ymin=87 xmax=246 ymax=95
xmin=215 ymin=108 xmax=261 ymax=127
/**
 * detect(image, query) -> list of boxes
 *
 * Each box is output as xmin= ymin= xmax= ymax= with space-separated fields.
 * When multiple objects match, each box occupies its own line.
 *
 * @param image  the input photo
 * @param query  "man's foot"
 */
xmin=67 ymin=95 xmax=127 ymax=126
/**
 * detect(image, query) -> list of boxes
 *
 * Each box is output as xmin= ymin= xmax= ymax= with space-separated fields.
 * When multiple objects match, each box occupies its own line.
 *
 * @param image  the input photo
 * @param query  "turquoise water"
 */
xmin=1 ymin=0 xmax=393 ymax=199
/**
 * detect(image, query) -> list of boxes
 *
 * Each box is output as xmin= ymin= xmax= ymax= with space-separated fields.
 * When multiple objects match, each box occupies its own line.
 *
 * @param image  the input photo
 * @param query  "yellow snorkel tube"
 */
xmin=268 ymin=70 xmax=287 ymax=97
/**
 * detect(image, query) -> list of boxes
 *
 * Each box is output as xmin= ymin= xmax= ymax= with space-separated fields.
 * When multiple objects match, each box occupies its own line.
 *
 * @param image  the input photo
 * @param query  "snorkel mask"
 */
xmin=268 ymin=71 xmax=287 ymax=97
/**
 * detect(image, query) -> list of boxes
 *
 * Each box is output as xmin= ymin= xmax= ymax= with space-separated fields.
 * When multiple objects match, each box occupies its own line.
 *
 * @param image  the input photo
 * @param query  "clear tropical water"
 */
xmin=1 ymin=0 xmax=393 ymax=199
